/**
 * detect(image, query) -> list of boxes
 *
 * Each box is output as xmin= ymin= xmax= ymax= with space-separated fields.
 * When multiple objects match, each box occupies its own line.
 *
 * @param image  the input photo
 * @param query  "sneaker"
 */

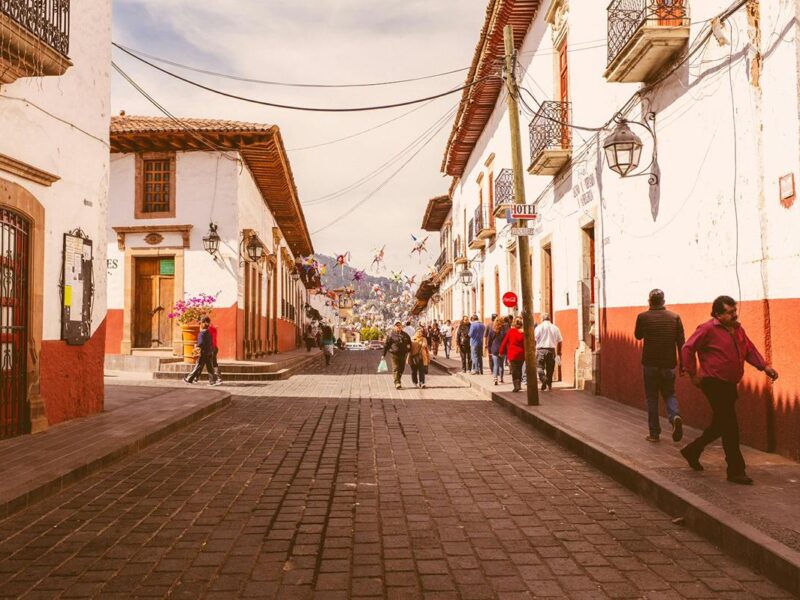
xmin=421 ymin=384 xmax=426 ymax=388
xmin=540 ymin=383 xmax=547 ymax=391
xmin=645 ymin=434 xmax=660 ymax=443
xmin=183 ymin=377 xmax=194 ymax=384
xmin=727 ymin=474 xmax=754 ymax=485
xmin=680 ymin=446 xmax=704 ymax=471
xmin=213 ymin=380 xmax=224 ymax=386
xmin=672 ymin=416 xmax=684 ymax=442
xmin=493 ymin=379 xmax=498 ymax=386
xmin=395 ymin=383 xmax=401 ymax=389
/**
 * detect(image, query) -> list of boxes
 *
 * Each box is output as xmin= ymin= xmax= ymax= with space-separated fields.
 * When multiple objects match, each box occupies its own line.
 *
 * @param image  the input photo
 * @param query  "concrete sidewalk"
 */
xmin=0 ymin=383 xmax=231 ymax=520
xmin=431 ymin=352 xmax=800 ymax=596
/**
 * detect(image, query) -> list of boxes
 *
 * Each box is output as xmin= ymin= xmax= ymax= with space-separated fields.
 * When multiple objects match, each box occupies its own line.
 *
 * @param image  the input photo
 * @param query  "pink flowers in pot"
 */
xmin=168 ymin=293 xmax=216 ymax=325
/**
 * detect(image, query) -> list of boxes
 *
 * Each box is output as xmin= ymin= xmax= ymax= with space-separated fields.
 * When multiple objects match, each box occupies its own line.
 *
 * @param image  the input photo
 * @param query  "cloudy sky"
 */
xmin=111 ymin=0 xmax=487 ymax=277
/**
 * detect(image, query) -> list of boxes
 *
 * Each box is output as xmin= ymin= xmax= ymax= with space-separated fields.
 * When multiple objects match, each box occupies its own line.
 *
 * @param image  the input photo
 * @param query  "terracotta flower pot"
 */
xmin=181 ymin=324 xmax=200 ymax=364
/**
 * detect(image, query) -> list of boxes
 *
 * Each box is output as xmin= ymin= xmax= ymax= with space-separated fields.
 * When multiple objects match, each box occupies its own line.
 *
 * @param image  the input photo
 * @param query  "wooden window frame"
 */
xmin=135 ymin=152 xmax=176 ymax=219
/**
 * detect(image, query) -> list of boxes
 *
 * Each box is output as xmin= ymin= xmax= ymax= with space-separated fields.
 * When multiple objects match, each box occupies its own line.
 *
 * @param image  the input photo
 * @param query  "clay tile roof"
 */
xmin=441 ymin=0 xmax=541 ymax=177
xmin=110 ymin=115 xmax=313 ymax=258
xmin=421 ymin=195 xmax=452 ymax=232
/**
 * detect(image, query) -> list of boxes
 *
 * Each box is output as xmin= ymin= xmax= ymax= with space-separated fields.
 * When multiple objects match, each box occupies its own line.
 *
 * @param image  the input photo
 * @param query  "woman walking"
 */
xmin=320 ymin=323 xmax=336 ymax=365
xmin=408 ymin=328 xmax=431 ymax=388
xmin=456 ymin=316 xmax=472 ymax=373
xmin=487 ymin=316 xmax=509 ymax=385
xmin=499 ymin=317 xmax=526 ymax=392
xmin=184 ymin=320 xmax=215 ymax=385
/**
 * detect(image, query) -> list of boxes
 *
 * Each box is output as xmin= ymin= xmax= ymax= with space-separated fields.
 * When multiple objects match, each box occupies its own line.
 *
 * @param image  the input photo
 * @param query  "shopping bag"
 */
xmin=377 ymin=358 xmax=388 ymax=373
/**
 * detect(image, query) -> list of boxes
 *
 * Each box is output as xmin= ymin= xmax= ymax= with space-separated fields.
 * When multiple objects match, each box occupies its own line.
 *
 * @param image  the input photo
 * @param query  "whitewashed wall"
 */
xmin=0 ymin=0 xmax=112 ymax=339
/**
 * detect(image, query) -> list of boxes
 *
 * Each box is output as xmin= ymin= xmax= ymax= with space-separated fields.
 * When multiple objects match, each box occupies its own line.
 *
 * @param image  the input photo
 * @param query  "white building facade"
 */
xmin=107 ymin=116 xmax=314 ymax=361
xmin=0 ymin=0 xmax=111 ymax=437
xmin=429 ymin=0 xmax=800 ymax=460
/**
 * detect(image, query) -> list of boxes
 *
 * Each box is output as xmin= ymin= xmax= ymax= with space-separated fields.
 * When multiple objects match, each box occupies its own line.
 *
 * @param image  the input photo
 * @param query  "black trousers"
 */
xmin=510 ymin=360 xmax=524 ymax=388
xmin=459 ymin=344 xmax=472 ymax=372
xmin=390 ymin=353 xmax=407 ymax=385
xmin=684 ymin=378 xmax=745 ymax=477
xmin=187 ymin=354 xmax=214 ymax=383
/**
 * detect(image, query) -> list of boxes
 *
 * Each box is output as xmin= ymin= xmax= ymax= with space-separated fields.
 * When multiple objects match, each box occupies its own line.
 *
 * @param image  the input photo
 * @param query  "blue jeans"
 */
xmin=492 ymin=353 xmax=505 ymax=380
xmin=443 ymin=337 xmax=452 ymax=359
xmin=643 ymin=366 xmax=680 ymax=436
xmin=470 ymin=342 xmax=483 ymax=373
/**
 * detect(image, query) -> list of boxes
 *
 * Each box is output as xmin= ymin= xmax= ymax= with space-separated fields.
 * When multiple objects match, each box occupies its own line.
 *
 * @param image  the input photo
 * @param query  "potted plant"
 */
xmin=168 ymin=293 xmax=216 ymax=363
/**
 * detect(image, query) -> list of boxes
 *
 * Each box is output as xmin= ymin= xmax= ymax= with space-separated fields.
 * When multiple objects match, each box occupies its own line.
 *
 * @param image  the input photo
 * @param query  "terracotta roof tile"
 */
xmin=110 ymin=115 xmax=274 ymax=135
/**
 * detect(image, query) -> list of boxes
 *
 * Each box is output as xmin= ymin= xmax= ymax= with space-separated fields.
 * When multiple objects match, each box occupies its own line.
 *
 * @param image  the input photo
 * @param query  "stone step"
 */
xmin=154 ymin=370 xmax=292 ymax=382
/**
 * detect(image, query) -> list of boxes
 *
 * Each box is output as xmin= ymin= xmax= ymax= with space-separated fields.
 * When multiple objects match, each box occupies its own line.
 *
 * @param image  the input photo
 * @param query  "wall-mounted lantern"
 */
xmin=603 ymin=111 xmax=658 ymax=185
xmin=459 ymin=268 xmax=474 ymax=287
xmin=243 ymin=231 xmax=265 ymax=263
xmin=202 ymin=223 xmax=220 ymax=256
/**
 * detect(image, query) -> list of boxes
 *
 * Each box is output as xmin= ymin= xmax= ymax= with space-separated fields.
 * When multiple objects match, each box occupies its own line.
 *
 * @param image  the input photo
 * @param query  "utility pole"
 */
xmin=503 ymin=24 xmax=539 ymax=406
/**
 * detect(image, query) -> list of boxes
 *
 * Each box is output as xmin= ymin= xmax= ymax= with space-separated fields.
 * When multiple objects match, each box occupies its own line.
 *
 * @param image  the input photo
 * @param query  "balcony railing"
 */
xmin=453 ymin=235 xmax=466 ymax=264
xmin=1 ymin=0 xmax=70 ymax=55
xmin=528 ymin=101 xmax=572 ymax=175
xmin=605 ymin=0 xmax=689 ymax=82
xmin=493 ymin=168 xmax=514 ymax=217
xmin=474 ymin=206 xmax=495 ymax=240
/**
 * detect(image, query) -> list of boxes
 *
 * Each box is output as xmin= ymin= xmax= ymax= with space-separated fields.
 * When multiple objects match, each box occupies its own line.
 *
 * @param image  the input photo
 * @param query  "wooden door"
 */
xmin=134 ymin=257 xmax=174 ymax=348
xmin=542 ymin=244 xmax=553 ymax=317
xmin=558 ymin=40 xmax=571 ymax=149
xmin=657 ymin=0 xmax=685 ymax=26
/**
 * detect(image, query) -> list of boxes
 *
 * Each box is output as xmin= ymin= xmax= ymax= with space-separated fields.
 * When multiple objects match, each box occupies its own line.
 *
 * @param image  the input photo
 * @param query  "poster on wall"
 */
xmin=61 ymin=231 xmax=94 ymax=345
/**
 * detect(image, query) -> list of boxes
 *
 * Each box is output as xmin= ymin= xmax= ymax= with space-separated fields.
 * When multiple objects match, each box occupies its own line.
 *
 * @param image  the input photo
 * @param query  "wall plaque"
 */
xmin=61 ymin=230 xmax=94 ymax=345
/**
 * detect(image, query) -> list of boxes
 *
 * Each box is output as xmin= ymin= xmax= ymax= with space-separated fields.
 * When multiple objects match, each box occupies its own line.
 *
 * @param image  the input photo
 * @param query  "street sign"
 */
xmin=510 ymin=204 xmax=537 ymax=219
xmin=502 ymin=291 xmax=518 ymax=308
xmin=511 ymin=227 xmax=537 ymax=236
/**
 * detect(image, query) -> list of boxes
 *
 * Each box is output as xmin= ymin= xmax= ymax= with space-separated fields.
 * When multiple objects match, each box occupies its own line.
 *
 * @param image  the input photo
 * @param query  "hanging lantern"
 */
xmin=202 ymin=223 xmax=220 ymax=256
xmin=603 ymin=120 xmax=643 ymax=177
xmin=245 ymin=235 xmax=264 ymax=262
xmin=459 ymin=268 xmax=474 ymax=286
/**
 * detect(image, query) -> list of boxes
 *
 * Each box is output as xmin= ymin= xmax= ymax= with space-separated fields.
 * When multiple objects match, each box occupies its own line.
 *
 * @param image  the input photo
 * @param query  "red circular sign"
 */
xmin=502 ymin=292 xmax=518 ymax=308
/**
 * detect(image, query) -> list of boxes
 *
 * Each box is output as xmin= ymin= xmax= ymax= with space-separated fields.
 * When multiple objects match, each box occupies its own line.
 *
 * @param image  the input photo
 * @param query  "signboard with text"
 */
xmin=502 ymin=292 xmax=518 ymax=308
xmin=511 ymin=204 xmax=537 ymax=220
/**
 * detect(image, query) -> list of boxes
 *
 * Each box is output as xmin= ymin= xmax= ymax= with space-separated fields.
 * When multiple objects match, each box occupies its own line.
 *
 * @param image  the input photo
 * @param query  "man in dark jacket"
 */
xmin=383 ymin=321 xmax=412 ymax=389
xmin=184 ymin=320 xmax=215 ymax=384
xmin=456 ymin=316 xmax=472 ymax=373
xmin=634 ymin=289 xmax=685 ymax=442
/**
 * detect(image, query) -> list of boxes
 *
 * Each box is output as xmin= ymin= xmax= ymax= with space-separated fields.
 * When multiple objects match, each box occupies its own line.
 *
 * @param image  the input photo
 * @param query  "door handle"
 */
xmin=152 ymin=306 xmax=164 ymax=316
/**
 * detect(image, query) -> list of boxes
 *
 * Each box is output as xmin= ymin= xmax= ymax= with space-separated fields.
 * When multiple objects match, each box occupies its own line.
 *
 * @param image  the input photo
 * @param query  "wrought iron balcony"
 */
xmin=528 ymin=101 xmax=572 ymax=176
xmin=493 ymin=168 xmax=514 ymax=217
xmin=474 ymin=206 xmax=495 ymax=240
xmin=605 ymin=0 xmax=689 ymax=83
xmin=453 ymin=235 xmax=467 ymax=265
xmin=0 ymin=0 xmax=71 ymax=84
xmin=467 ymin=218 xmax=480 ymax=250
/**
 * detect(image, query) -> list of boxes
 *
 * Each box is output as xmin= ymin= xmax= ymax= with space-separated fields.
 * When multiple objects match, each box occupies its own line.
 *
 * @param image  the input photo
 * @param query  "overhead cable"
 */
xmin=115 ymin=44 xmax=469 ymax=88
xmin=113 ymin=43 xmax=499 ymax=113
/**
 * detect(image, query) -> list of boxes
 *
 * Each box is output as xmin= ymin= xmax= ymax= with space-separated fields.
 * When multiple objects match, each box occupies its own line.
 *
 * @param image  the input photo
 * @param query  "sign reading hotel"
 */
xmin=511 ymin=204 xmax=537 ymax=220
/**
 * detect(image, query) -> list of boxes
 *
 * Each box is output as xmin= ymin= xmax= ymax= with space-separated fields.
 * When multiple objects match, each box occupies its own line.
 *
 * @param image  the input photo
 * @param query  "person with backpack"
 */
xmin=320 ymin=323 xmax=336 ymax=366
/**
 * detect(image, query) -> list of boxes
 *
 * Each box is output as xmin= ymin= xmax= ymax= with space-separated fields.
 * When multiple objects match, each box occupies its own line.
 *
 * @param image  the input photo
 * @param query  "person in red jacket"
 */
xmin=499 ymin=317 xmax=526 ymax=392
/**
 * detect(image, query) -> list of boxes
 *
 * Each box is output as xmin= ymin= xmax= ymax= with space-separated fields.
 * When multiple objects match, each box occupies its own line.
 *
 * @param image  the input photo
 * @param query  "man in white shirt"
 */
xmin=403 ymin=321 xmax=416 ymax=339
xmin=534 ymin=313 xmax=562 ymax=391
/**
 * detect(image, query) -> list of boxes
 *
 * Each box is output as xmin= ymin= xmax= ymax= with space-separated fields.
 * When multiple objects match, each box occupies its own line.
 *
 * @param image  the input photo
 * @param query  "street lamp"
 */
xmin=245 ymin=234 xmax=264 ymax=262
xmin=603 ymin=112 xmax=658 ymax=184
xmin=459 ymin=267 xmax=474 ymax=287
xmin=202 ymin=223 xmax=220 ymax=256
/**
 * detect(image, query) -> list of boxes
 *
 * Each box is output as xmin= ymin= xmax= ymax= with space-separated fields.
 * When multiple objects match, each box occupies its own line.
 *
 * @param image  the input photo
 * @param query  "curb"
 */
xmin=432 ymin=356 xmax=800 ymax=597
xmin=0 ymin=390 xmax=231 ymax=521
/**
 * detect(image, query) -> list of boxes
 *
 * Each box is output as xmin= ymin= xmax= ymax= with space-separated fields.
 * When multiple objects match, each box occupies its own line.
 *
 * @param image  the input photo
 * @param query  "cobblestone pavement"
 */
xmin=0 ymin=351 xmax=792 ymax=599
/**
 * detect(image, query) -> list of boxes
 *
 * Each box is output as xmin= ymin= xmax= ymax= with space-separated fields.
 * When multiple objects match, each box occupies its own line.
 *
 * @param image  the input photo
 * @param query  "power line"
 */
xmin=311 ymin=111 xmax=453 ymax=235
xmin=304 ymin=102 xmax=459 ymax=205
xmin=113 ymin=43 xmax=500 ymax=113
xmin=115 ymin=44 xmax=469 ymax=88
xmin=287 ymin=98 xmax=437 ymax=151
xmin=112 ymin=61 xmax=239 ymax=162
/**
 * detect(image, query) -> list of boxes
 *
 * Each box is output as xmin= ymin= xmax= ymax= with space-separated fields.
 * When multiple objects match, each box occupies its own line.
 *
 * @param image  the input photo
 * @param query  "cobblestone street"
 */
xmin=0 ymin=351 xmax=792 ymax=599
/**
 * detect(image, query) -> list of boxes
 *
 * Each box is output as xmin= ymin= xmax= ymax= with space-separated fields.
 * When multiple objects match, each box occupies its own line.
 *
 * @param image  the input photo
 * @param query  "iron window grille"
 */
xmin=434 ymin=248 xmax=446 ymax=272
xmin=0 ymin=0 xmax=70 ymax=56
xmin=606 ymin=0 xmax=689 ymax=66
xmin=494 ymin=168 xmax=514 ymax=210
xmin=529 ymin=101 xmax=572 ymax=164
xmin=142 ymin=158 xmax=172 ymax=213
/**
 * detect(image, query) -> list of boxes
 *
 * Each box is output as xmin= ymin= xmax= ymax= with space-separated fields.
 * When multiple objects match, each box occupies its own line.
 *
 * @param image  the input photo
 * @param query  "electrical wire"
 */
xmin=114 ymin=44 xmax=469 ymax=88
xmin=303 ymin=102 xmax=459 ymax=205
xmin=311 ymin=111 xmax=454 ymax=235
xmin=113 ymin=43 xmax=500 ymax=113
xmin=112 ymin=61 xmax=240 ymax=162
xmin=287 ymin=98 xmax=437 ymax=151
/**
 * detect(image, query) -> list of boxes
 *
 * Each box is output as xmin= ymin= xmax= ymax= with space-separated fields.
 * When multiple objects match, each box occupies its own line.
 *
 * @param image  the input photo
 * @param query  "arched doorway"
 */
xmin=0 ymin=206 xmax=31 ymax=438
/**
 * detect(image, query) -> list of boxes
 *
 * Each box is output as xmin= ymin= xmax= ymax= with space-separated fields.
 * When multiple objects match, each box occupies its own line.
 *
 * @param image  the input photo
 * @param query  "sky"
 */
xmin=111 ymin=0 xmax=487 ymax=279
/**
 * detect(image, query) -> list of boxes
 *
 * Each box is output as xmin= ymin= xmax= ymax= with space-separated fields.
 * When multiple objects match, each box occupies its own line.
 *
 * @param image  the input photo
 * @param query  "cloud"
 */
xmin=112 ymin=0 xmax=487 ymax=276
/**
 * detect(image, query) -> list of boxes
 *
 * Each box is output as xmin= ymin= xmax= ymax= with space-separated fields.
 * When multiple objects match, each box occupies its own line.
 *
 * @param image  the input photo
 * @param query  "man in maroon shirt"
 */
xmin=680 ymin=296 xmax=778 ymax=484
